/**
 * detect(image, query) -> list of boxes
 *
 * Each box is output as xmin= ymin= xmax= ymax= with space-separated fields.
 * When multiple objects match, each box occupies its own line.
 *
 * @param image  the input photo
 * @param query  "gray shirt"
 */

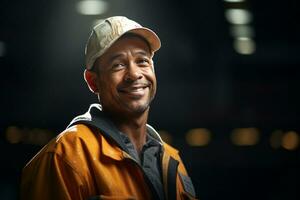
xmin=119 ymin=132 xmax=164 ymax=200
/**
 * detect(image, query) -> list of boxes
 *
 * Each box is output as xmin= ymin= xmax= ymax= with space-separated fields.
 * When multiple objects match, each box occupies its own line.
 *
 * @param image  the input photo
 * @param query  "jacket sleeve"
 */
xmin=21 ymin=152 xmax=87 ymax=200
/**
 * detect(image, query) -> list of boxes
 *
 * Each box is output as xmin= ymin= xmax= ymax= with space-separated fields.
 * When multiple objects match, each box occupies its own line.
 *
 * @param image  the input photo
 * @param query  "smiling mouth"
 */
xmin=119 ymin=86 xmax=148 ymax=93
xmin=118 ymin=84 xmax=149 ymax=97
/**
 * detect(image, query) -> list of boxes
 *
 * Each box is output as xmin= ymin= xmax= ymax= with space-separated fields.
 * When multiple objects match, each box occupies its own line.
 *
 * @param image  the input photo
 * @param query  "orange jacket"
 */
xmin=21 ymin=106 xmax=197 ymax=200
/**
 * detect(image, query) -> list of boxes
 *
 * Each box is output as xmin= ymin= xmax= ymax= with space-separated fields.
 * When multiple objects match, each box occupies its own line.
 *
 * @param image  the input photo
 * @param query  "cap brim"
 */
xmin=85 ymin=27 xmax=161 ymax=70
xmin=127 ymin=27 xmax=161 ymax=53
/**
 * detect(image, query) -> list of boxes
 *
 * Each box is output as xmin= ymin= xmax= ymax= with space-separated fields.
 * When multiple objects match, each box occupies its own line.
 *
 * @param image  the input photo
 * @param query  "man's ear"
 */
xmin=84 ymin=69 xmax=99 ymax=94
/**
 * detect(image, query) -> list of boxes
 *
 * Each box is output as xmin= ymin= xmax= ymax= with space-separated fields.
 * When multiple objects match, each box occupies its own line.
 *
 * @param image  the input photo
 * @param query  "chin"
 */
xmin=125 ymin=102 xmax=150 ymax=114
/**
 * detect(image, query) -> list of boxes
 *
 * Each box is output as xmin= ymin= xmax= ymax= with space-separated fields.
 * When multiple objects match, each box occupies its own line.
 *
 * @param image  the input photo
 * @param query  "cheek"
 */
xmin=152 ymin=79 xmax=157 ymax=95
xmin=147 ymin=70 xmax=156 ymax=85
xmin=99 ymin=73 xmax=123 ymax=94
xmin=145 ymin=70 xmax=157 ymax=94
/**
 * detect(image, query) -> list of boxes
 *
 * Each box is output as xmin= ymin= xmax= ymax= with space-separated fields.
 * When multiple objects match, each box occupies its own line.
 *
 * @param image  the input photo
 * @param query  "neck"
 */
xmin=106 ymin=108 xmax=149 ymax=154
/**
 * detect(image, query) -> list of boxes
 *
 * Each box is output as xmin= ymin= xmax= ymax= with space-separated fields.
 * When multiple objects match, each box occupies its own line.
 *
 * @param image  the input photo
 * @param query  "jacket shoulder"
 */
xmin=24 ymin=124 xmax=99 ymax=169
xmin=162 ymin=142 xmax=191 ymax=176
xmin=55 ymin=124 xmax=96 ymax=143
xmin=163 ymin=142 xmax=181 ymax=161
xmin=47 ymin=124 xmax=99 ymax=155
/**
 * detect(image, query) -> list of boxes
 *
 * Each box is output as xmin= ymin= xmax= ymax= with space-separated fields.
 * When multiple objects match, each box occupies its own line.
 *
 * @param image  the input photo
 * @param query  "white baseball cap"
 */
xmin=85 ymin=16 xmax=161 ymax=70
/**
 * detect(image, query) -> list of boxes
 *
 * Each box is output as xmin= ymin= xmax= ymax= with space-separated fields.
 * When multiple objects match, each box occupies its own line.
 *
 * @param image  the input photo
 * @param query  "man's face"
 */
xmin=93 ymin=35 xmax=157 ymax=116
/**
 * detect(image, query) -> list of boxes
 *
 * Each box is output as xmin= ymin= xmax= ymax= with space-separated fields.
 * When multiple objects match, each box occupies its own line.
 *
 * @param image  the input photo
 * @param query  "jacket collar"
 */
xmin=68 ymin=103 xmax=164 ymax=160
xmin=100 ymin=133 xmax=124 ymax=160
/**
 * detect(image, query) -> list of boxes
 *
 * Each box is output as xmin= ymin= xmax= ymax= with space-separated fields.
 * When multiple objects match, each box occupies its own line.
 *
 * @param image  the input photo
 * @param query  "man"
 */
xmin=21 ymin=16 xmax=197 ymax=200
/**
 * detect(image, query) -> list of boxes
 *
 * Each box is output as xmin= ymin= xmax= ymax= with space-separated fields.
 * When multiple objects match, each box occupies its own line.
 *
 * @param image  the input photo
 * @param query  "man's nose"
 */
xmin=124 ymin=62 xmax=142 ymax=82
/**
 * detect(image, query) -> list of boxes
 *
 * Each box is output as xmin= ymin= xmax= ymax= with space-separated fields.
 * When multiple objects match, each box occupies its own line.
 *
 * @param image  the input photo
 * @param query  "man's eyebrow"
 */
xmin=107 ymin=49 xmax=151 ymax=63
xmin=108 ymin=53 xmax=125 ymax=63
xmin=133 ymin=50 xmax=151 ymax=57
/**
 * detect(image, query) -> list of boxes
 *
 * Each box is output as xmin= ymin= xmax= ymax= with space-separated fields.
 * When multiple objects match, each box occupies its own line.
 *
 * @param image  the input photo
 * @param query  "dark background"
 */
xmin=1 ymin=0 xmax=300 ymax=199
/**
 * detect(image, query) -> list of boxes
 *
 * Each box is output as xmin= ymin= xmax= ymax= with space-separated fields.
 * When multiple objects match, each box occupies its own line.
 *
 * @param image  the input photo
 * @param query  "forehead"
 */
xmin=104 ymin=35 xmax=151 ymax=57
xmin=93 ymin=35 xmax=152 ymax=71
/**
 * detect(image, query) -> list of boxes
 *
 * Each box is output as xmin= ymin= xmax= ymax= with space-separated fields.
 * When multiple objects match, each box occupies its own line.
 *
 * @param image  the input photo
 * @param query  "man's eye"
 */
xmin=112 ymin=63 xmax=125 ymax=69
xmin=137 ymin=59 xmax=150 ymax=64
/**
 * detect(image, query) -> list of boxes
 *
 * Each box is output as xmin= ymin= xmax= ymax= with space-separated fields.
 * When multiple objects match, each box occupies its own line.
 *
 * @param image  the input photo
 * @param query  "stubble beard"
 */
xmin=121 ymin=93 xmax=154 ymax=115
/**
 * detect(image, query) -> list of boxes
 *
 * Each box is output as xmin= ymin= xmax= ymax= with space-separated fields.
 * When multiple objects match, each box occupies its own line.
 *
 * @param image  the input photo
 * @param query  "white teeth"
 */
xmin=119 ymin=86 xmax=148 ymax=93
xmin=131 ymin=88 xmax=143 ymax=92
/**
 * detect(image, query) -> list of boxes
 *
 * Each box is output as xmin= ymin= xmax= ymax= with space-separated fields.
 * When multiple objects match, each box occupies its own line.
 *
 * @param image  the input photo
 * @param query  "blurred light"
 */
xmin=23 ymin=128 xmax=53 ymax=145
xmin=231 ymin=128 xmax=260 ymax=146
xmin=233 ymin=37 xmax=256 ymax=55
xmin=6 ymin=126 xmax=54 ymax=146
xmin=223 ymin=0 xmax=245 ymax=2
xmin=282 ymin=131 xmax=299 ymax=150
xmin=30 ymin=129 xmax=53 ymax=145
xmin=76 ymin=0 xmax=108 ymax=15
xmin=270 ymin=130 xmax=284 ymax=149
xmin=186 ymin=128 xmax=211 ymax=147
xmin=0 ymin=41 xmax=6 ymax=57
xmin=92 ymin=19 xmax=105 ymax=27
xmin=159 ymin=130 xmax=173 ymax=144
xmin=230 ymin=25 xmax=255 ymax=38
xmin=225 ymin=9 xmax=253 ymax=25
xmin=5 ymin=126 xmax=22 ymax=144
